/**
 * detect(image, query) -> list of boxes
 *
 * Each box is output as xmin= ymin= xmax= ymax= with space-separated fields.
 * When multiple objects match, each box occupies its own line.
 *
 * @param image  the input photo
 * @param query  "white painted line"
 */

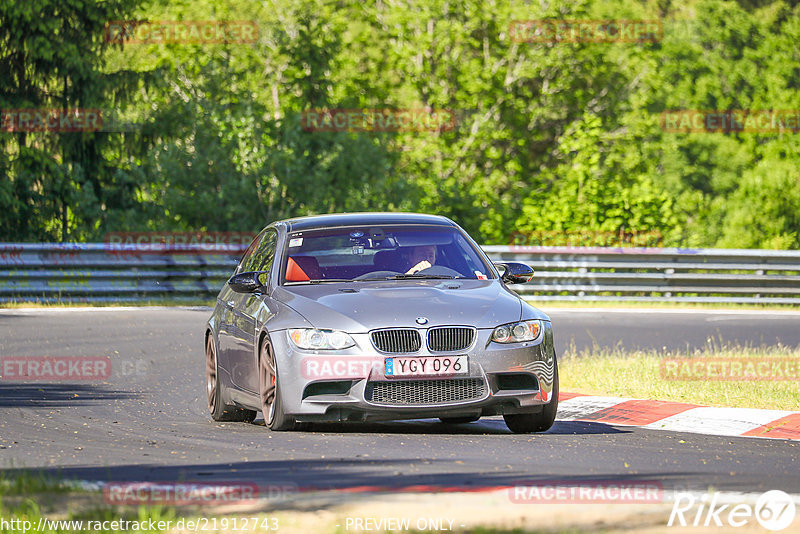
xmin=556 ymin=396 xmax=634 ymax=420
xmin=643 ymin=407 xmax=796 ymax=437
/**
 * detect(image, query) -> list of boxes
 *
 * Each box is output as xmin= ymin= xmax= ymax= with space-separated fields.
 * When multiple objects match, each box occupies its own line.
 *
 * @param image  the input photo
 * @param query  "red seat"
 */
xmin=286 ymin=256 xmax=321 ymax=281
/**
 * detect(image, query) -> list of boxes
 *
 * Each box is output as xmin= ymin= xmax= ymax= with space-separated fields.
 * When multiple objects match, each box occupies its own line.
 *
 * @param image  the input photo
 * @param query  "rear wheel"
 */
xmin=504 ymin=359 xmax=559 ymax=434
xmin=259 ymin=336 xmax=296 ymax=431
xmin=439 ymin=416 xmax=480 ymax=424
xmin=206 ymin=335 xmax=256 ymax=422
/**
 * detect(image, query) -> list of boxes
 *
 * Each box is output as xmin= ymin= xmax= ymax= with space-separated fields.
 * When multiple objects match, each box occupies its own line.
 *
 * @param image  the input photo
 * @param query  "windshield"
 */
xmin=280 ymin=225 xmax=493 ymax=284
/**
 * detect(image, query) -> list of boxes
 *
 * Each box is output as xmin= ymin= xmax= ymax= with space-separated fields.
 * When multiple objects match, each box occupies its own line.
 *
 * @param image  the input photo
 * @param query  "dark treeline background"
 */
xmin=1 ymin=0 xmax=799 ymax=247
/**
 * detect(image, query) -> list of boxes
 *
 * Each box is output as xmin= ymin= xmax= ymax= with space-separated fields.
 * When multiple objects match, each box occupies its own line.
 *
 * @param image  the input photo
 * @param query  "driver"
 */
xmin=405 ymin=245 xmax=437 ymax=274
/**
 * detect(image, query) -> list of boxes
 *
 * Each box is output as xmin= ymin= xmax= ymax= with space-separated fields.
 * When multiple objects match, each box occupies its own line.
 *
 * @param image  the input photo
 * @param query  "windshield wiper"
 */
xmin=387 ymin=274 xmax=457 ymax=280
xmin=285 ymin=278 xmax=355 ymax=284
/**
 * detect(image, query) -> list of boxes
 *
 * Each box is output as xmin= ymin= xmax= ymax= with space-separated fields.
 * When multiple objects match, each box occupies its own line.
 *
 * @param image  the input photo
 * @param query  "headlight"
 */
xmin=492 ymin=320 xmax=541 ymax=343
xmin=287 ymin=329 xmax=356 ymax=350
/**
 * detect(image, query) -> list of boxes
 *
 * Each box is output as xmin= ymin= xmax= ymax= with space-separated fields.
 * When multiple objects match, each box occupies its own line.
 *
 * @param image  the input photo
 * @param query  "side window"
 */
xmin=243 ymin=229 xmax=277 ymax=273
xmin=236 ymin=231 xmax=266 ymax=274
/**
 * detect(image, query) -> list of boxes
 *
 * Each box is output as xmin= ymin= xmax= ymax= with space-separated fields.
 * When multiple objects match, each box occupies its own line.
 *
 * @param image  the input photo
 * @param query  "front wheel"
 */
xmin=504 ymin=359 xmax=559 ymax=434
xmin=206 ymin=335 xmax=256 ymax=422
xmin=259 ymin=336 xmax=296 ymax=431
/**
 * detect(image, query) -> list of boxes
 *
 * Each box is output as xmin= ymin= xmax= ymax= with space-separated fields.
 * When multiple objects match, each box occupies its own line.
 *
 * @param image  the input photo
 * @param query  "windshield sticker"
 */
xmin=289 ymin=237 xmax=303 ymax=248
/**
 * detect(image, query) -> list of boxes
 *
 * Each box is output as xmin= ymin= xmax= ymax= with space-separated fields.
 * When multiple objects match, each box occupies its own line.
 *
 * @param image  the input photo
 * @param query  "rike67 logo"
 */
xmin=669 ymin=490 xmax=796 ymax=531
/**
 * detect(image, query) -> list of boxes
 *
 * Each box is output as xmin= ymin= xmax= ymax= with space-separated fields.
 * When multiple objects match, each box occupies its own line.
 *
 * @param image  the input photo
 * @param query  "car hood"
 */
xmin=272 ymin=280 xmax=534 ymax=332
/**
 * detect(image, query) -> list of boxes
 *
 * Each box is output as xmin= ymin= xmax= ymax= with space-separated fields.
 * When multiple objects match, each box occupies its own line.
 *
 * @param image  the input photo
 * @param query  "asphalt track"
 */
xmin=0 ymin=307 xmax=798 ymax=495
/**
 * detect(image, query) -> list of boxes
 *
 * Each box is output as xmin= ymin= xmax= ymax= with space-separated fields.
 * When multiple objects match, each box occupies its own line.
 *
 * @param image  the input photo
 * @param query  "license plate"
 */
xmin=384 ymin=356 xmax=468 ymax=378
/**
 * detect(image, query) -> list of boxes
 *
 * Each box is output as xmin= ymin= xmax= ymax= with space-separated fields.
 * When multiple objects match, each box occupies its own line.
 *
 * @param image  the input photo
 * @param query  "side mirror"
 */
xmin=228 ymin=271 xmax=266 ymax=293
xmin=494 ymin=262 xmax=534 ymax=284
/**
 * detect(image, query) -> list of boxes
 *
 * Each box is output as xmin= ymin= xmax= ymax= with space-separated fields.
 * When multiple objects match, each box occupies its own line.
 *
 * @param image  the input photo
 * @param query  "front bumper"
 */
xmin=272 ymin=322 xmax=558 ymax=422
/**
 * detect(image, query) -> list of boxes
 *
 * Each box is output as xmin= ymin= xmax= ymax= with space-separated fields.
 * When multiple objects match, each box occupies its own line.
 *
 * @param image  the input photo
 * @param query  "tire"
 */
xmin=439 ymin=416 xmax=481 ymax=424
xmin=503 ymin=358 xmax=559 ymax=434
xmin=259 ymin=335 xmax=296 ymax=431
xmin=206 ymin=334 xmax=256 ymax=422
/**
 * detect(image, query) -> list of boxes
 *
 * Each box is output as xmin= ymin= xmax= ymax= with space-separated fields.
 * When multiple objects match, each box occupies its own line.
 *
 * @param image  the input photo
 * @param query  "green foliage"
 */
xmin=1 ymin=0 xmax=799 ymax=248
xmin=0 ymin=0 xmax=146 ymax=241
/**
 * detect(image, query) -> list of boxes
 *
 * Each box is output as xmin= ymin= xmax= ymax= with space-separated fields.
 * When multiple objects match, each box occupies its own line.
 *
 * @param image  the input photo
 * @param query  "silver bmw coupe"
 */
xmin=205 ymin=212 xmax=558 ymax=433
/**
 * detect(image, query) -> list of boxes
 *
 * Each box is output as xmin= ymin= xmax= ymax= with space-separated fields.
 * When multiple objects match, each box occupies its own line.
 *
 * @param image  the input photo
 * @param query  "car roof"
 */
xmin=279 ymin=212 xmax=457 ymax=233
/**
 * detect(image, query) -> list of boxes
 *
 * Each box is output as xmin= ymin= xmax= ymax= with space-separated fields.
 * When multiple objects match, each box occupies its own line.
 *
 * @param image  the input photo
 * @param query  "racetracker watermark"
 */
xmin=510 ymin=20 xmax=663 ymax=43
xmin=660 ymin=359 xmax=800 ymax=381
xmin=104 ymin=20 xmax=259 ymax=45
xmin=509 ymin=481 xmax=663 ymax=503
xmin=103 ymin=481 xmax=294 ymax=505
xmin=103 ymin=231 xmax=255 ymax=254
xmin=301 ymin=357 xmax=378 ymax=380
xmin=0 ymin=246 xmax=22 ymax=264
xmin=300 ymin=355 xmax=465 ymax=380
xmin=660 ymin=110 xmax=800 ymax=134
xmin=0 ymin=356 xmax=111 ymax=381
xmin=1 ymin=109 xmax=102 ymax=132
xmin=668 ymin=490 xmax=796 ymax=530
xmin=301 ymin=109 xmax=457 ymax=132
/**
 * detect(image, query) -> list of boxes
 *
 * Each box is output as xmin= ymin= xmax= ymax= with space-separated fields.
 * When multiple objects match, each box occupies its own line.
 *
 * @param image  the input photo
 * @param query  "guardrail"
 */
xmin=486 ymin=245 xmax=800 ymax=304
xmin=1 ymin=243 xmax=799 ymax=304
xmin=0 ymin=243 xmax=240 ymax=303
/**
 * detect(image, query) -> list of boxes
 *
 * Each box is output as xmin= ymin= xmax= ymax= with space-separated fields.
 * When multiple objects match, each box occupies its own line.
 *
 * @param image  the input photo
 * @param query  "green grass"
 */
xmin=560 ymin=342 xmax=800 ymax=410
xmin=0 ymin=299 xmax=215 ymax=308
xmin=0 ymin=470 xmax=72 ymax=495
xmin=0 ymin=472 xmax=174 ymax=534
xmin=0 ymin=500 xmax=175 ymax=534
